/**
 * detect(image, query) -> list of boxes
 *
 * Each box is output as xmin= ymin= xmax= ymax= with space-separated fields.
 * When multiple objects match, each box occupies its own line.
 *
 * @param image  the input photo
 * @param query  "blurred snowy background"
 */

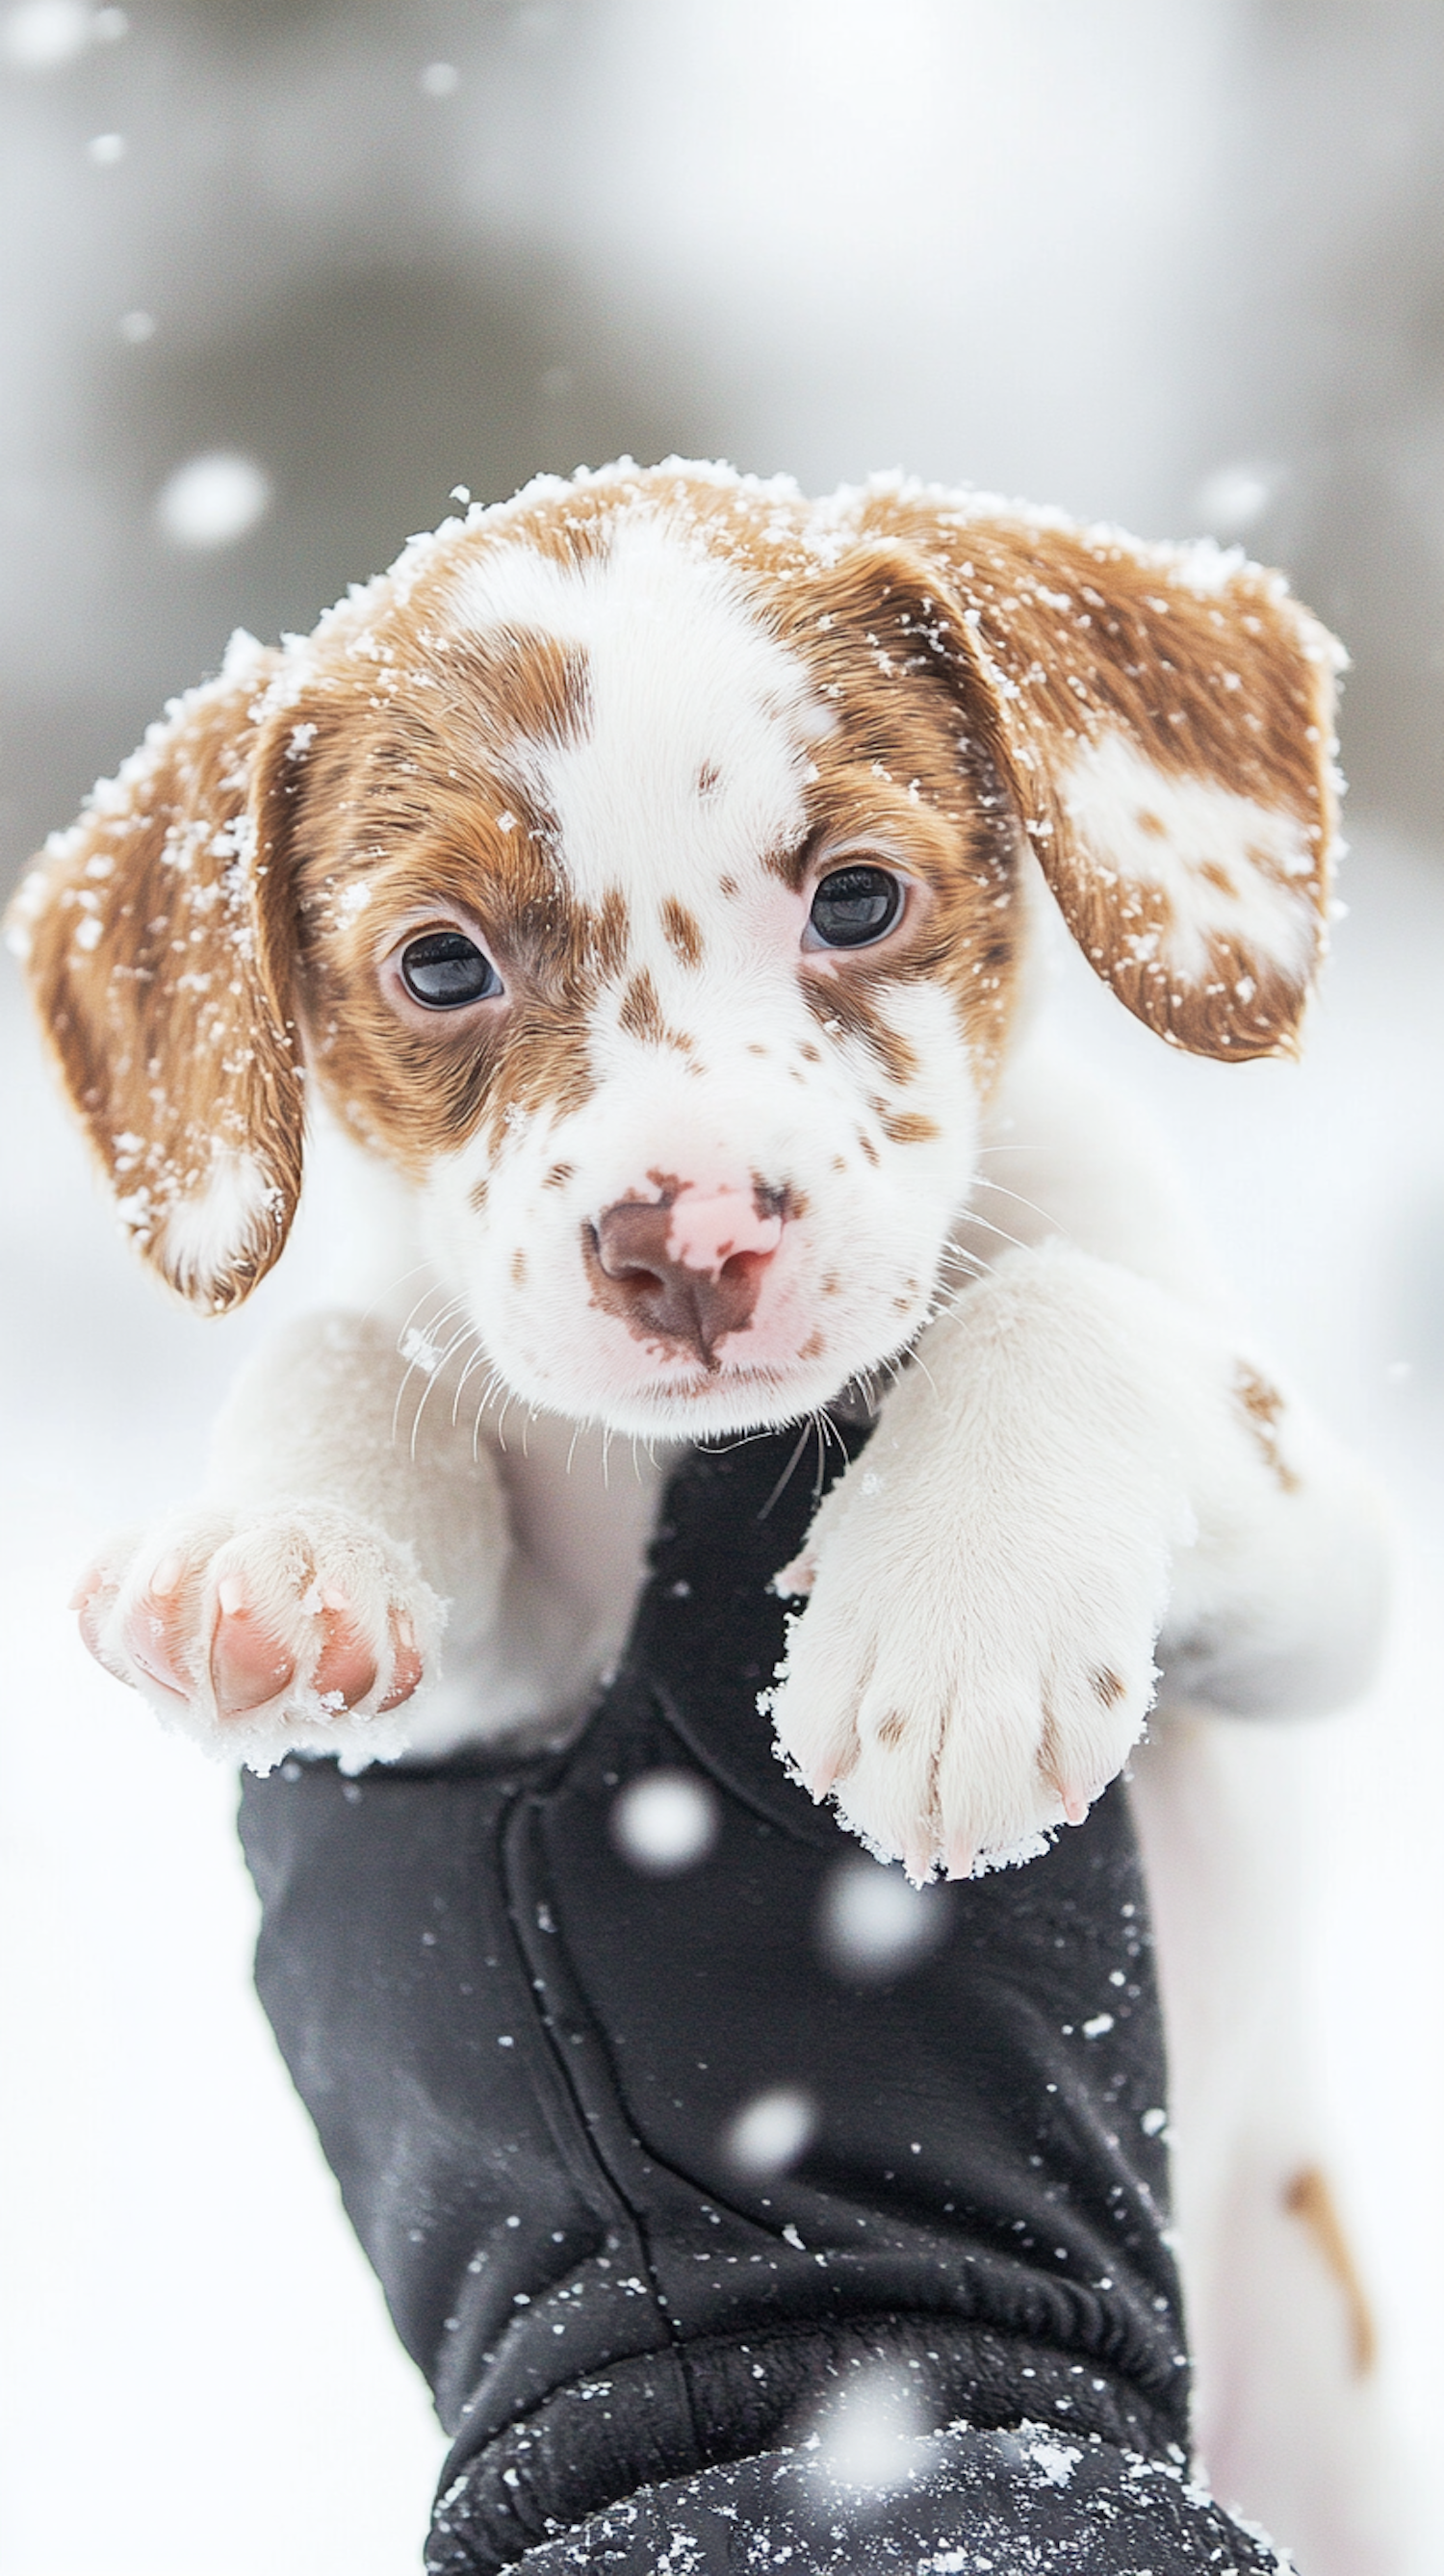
xmin=2 ymin=2 xmax=1442 ymax=2569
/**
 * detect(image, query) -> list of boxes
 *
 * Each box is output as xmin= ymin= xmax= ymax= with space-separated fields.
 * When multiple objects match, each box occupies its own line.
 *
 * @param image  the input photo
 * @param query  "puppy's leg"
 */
xmin=76 ymin=1310 xmax=519 ymax=1771
xmin=1132 ymin=1719 xmax=1409 ymax=2576
xmin=767 ymin=1041 xmax=1389 ymax=1875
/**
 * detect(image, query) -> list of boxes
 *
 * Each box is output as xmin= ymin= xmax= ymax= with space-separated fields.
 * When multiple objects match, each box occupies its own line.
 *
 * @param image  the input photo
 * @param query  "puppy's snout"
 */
xmin=584 ymin=1184 xmax=788 ymax=1369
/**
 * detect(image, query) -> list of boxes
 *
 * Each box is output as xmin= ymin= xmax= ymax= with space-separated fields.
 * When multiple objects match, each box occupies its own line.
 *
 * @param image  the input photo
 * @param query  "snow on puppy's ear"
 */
xmin=851 ymin=492 xmax=1345 ymax=1059
xmin=9 ymin=631 xmax=309 ymax=1311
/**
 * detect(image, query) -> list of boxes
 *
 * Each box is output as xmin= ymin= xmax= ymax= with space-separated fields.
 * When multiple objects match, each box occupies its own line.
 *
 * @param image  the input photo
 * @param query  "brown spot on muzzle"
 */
xmin=660 ymin=898 xmax=705 ymax=966
xmin=581 ymin=1192 xmax=781 ymax=1370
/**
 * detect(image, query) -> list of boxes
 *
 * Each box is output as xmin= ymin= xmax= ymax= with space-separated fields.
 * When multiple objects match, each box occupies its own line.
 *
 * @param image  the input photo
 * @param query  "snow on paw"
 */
xmin=73 ymin=1502 xmax=445 ymax=1772
xmin=766 ymin=1444 xmax=1168 ymax=1885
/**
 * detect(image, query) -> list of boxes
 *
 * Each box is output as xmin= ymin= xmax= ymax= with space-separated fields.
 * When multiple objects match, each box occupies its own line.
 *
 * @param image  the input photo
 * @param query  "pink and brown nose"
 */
xmin=583 ymin=1182 xmax=788 ymax=1368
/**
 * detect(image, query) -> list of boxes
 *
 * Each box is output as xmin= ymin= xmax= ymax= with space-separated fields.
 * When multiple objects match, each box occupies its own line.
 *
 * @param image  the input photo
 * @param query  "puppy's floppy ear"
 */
xmin=8 ymin=631 xmax=308 ymax=1311
xmin=854 ymin=489 xmax=1344 ymax=1059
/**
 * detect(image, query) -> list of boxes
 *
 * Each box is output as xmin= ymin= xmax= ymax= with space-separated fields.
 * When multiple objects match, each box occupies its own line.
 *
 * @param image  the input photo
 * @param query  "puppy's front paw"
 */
xmin=767 ymin=1457 xmax=1169 ymax=1883
xmin=73 ymin=1502 xmax=446 ymax=1772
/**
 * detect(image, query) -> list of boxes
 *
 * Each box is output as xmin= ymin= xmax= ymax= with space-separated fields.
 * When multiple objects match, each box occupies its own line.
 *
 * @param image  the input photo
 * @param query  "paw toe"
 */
xmin=210 ymin=1595 xmax=297 ymax=1718
xmin=311 ymin=1599 xmax=380 ymax=1713
xmin=377 ymin=1614 xmax=424 ymax=1713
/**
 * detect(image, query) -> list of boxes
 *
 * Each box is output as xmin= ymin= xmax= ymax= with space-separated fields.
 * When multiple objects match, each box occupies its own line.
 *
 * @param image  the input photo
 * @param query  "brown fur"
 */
xmin=12 ymin=464 xmax=1340 ymax=1311
xmin=660 ymin=898 xmax=705 ymax=967
xmin=1234 ymin=1364 xmax=1302 ymax=1493
xmin=14 ymin=649 xmax=304 ymax=1309
xmin=1284 ymin=2165 xmax=1378 ymax=2375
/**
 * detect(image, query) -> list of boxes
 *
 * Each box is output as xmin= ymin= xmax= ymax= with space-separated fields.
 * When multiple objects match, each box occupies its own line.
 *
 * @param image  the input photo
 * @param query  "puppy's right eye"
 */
xmin=400 ymin=931 xmax=503 ymax=1009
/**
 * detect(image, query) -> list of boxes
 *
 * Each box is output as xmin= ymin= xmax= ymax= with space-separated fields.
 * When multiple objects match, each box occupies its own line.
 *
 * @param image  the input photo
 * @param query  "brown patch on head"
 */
xmin=290 ymin=720 xmax=602 ymax=1174
xmin=592 ymin=888 xmax=631 ymax=979
xmin=696 ymin=760 xmax=721 ymax=798
xmin=511 ymin=1246 xmax=528 ymax=1285
xmin=756 ymin=562 xmax=1026 ymax=1095
xmin=446 ymin=627 xmax=593 ymax=757
xmin=619 ymin=969 xmax=662 ymax=1043
xmin=1284 ymin=2167 xmax=1378 ymax=2375
xmin=22 ymin=459 xmax=1337 ymax=1309
xmin=1234 ymin=1363 xmax=1301 ymax=1492
xmin=875 ymin=1710 xmax=911 ymax=1751
xmin=544 ymin=1160 xmax=576 ymax=1191
xmin=470 ymin=1175 xmax=489 ymax=1213
xmin=799 ymin=1329 xmax=826 ymax=1361
xmin=1091 ymin=1667 xmax=1125 ymax=1709
xmin=618 ymin=968 xmax=694 ymax=1055
xmin=660 ymin=898 xmax=705 ymax=967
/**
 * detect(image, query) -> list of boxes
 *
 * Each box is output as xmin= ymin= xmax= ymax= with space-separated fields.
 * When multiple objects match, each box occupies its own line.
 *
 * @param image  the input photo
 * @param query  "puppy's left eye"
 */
xmin=400 ymin=930 xmax=503 ymax=1009
xmin=807 ymin=863 xmax=905 ymax=949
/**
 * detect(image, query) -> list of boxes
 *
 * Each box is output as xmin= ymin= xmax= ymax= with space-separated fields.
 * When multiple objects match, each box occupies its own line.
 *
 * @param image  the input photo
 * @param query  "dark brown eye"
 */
xmin=808 ymin=864 xmax=904 ymax=949
xmin=400 ymin=930 xmax=503 ymax=1009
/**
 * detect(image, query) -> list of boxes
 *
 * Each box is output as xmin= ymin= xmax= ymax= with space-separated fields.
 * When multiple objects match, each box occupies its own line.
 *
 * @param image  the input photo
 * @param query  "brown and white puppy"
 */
xmin=11 ymin=463 xmax=1400 ymax=2563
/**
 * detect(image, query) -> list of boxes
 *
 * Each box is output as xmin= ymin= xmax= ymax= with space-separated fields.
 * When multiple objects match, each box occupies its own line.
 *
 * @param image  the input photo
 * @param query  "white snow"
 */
xmin=155 ymin=451 xmax=273 ymax=551
xmin=804 ymin=2363 xmax=934 ymax=2493
xmin=4 ymin=6 xmax=1444 ymax=2566
xmin=723 ymin=2085 xmax=817 ymax=2178
xmin=2 ymin=0 xmax=90 ymax=68
xmin=608 ymin=1766 xmax=719 ymax=1874
xmin=815 ymin=1852 xmax=951 ymax=1980
xmin=1195 ymin=463 xmax=1281 ymax=538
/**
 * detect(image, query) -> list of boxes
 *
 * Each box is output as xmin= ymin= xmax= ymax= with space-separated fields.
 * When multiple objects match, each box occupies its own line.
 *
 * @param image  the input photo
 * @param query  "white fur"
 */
xmin=159 ymin=1149 xmax=277 ymax=1299
xmin=451 ymin=509 xmax=833 ymax=913
xmin=72 ymin=515 xmax=1399 ymax=2572
xmin=1058 ymin=731 xmax=1320 ymax=983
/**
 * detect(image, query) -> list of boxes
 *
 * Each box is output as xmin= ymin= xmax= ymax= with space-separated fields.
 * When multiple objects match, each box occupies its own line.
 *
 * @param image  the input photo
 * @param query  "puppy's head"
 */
xmin=13 ymin=464 xmax=1341 ymax=1435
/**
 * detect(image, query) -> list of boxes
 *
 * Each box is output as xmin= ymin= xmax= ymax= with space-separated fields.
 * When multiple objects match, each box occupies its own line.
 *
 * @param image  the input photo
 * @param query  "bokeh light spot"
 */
xmin=815 ymin=1853 xmax=951 ymax=1981
xmin=3 ymin=0 xmax=90 ymax=67
xmin=1195 ymin=461 xmax=1280 ymax=536
xmin=723 ymin=2084 xmax=816 ymax=2178
xmin=609 ymin=1767 xmax=718 ymax=1875
xmin=156 ymin=451 xmax=273 ymax=549
xmin=803 ymin=2363 xmax=932 ymax=2494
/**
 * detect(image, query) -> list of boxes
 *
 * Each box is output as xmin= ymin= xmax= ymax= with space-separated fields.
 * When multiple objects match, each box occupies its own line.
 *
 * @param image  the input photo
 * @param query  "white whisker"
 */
xmin=953 ymin=1207 xmax=1031 ymax=1256
xmin=451 ymin=1341 xmax=493 ymax=1428
xmin=407 ymin=1320 xmax=479 ymax=1458
xmin=967 ymin=1172 xmax=1065 ymax=1234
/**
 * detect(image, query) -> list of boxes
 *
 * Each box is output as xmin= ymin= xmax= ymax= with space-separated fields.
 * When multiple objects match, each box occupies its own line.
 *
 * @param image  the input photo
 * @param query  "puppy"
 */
xmin=12 ymin=462 xmax=1397 ymax=2563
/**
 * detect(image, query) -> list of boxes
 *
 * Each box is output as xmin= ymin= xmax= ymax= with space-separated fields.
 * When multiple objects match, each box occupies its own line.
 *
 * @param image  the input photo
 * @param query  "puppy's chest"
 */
xmin=490 ymin=1421 xmax=682 ymax=1723
xmin=487 ymin=1382 xmax=885 ymax=1739
xmin=508 ymin=1419 xmax=677 ymax=1614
